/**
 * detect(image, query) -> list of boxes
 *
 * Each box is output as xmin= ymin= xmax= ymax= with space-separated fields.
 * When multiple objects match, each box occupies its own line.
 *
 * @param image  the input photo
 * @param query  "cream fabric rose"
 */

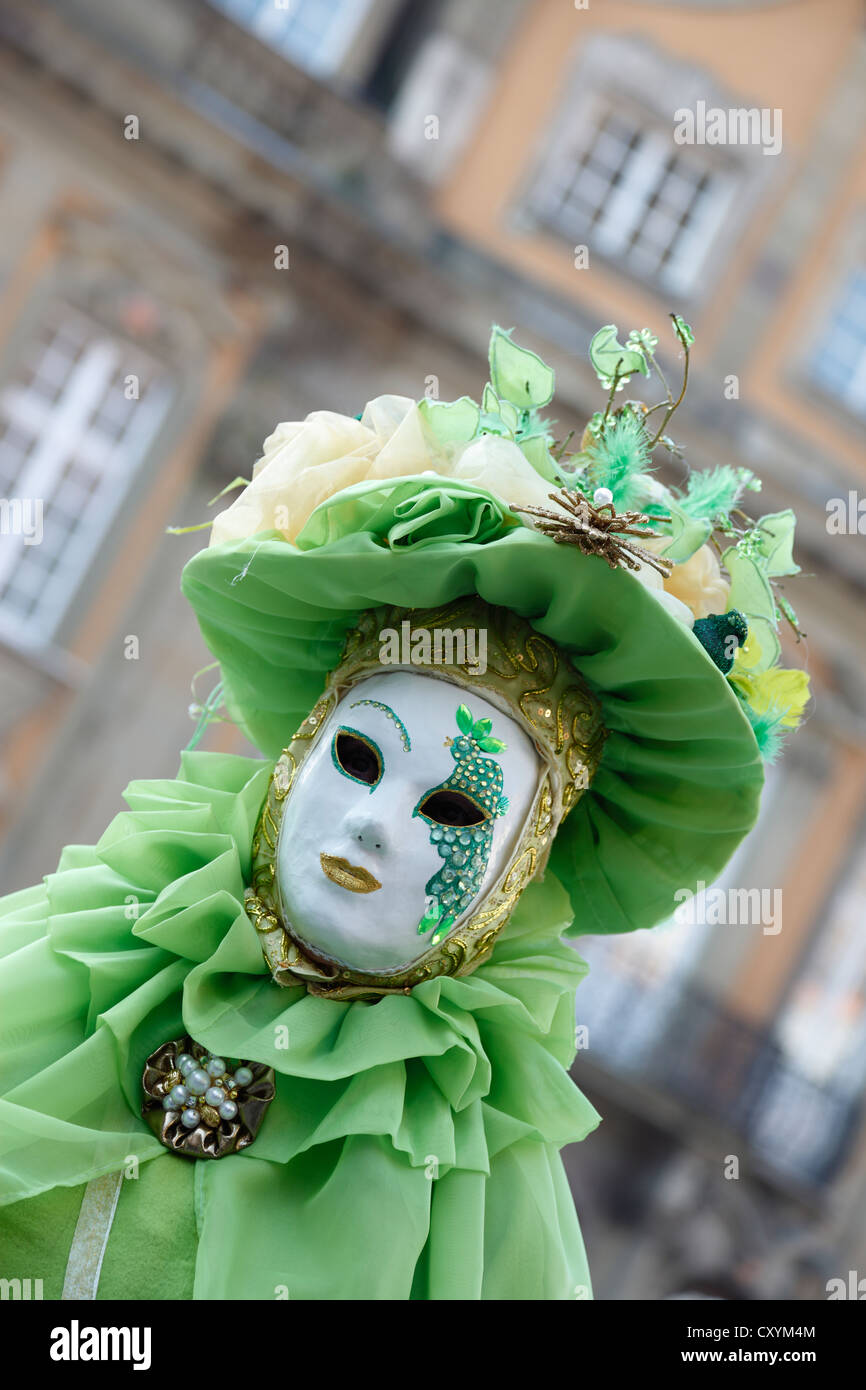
xmin=662 ymin=544 xmax=730 ymax=620
xmin=209 ymin=396 xmax=556 ymax=547
xmin=206 ymin=394 xmax=699 ymax=631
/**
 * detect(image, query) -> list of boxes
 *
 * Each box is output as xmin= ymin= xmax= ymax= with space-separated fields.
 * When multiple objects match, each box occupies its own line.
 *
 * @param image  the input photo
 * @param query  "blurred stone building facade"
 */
xmin=0 ymin=0 xmax=864 ymax=1298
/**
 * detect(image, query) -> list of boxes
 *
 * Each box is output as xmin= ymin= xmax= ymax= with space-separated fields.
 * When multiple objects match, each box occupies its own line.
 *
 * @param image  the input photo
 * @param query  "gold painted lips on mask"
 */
xmin=319 ymin=853 xmax=382 ymax=894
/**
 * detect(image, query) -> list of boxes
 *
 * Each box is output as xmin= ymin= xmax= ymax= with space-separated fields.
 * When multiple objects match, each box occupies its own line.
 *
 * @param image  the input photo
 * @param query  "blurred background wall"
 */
xmin=0 ymin=0 xmax=864 ymax=1299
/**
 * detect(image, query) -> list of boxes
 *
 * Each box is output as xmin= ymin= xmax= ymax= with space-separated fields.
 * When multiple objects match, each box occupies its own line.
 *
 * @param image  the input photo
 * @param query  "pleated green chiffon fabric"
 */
xmin=0 ymin=752 xmax=598 ymax=1299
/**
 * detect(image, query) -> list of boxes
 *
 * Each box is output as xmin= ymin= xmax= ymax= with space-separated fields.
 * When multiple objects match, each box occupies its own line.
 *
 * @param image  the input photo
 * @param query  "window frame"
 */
xmin=799 ymin=234 xmax=866 ymax=426
xmin=0 ymin=298 xmax=174 ymax=652
xmin=511 ymin=33 xmax=779 ymax=307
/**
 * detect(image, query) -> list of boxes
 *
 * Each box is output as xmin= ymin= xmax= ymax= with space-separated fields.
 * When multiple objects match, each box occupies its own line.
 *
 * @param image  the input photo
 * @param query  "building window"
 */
xmin=388 ymin=31 xmax=492 ymax=183
xmin=209 ymin=0 xmax=376 ymax=77
xmin=0 ymin=301 xmax=172 ymax=650
xmin=515 ymin=34 xmax=774 ymax=300
xmin=524 ymin=103 xmax=738 ymax=296
xmin=807 ymin=267 xmax=866 ymax=420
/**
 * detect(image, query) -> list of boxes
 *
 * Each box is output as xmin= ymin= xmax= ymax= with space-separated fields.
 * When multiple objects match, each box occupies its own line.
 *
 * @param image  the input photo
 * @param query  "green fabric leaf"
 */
xmin=418 ymin=395 xmax=480 ymax=446
xmin=478 ymin=415 xmax=507 ymax=437
xmin=474 ymin=717 xmax=492 ymax=737
xmin=671 ymin=314 xmax=695 ymax=347
xmin=481 ymin=382 xmax=498 ymax=413
xmin=751 ymin=510 xmax=800 ymax=578
xmin=518 ymin=432 xmax=562 ymax=484
xmin=477 ymin=736 xmax=506 ymax=752
xmin=588 ymin=325 xmax=648 ymax=383
xmin=488 ymin=325 xmax=555 ymax=409
xmin=722 ymin=546 xmax=780 ymax=670
xmin=456 ymin=704 xmax=473 ymax=735
xmin=654 ymin=495 xmax=711 ymax=563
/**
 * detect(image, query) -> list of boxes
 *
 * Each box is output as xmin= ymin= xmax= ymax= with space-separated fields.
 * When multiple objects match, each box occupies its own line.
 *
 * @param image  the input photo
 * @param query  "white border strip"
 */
xmin=61 ymin=1171 xmax=124 ymax=1301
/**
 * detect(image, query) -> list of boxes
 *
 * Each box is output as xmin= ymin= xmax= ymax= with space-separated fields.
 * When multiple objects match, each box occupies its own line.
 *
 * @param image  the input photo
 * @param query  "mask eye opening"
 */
xmin=332 ymin=727 xmax=383 ymax=789
xmin=416 ymin=789 xmax=488 ymax=828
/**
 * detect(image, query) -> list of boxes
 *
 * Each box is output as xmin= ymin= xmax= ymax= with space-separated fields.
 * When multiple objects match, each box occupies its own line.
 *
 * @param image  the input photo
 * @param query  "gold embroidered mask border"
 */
xmin=245 ymin=598 xmax=606 ymax=999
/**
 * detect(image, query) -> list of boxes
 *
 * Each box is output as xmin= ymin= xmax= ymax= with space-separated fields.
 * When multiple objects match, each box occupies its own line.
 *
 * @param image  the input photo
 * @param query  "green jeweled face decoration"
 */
xmin=415 ymin=704 xmax=509 ymax=945
xmin=275 ymin=672 xmax=541 ymax=975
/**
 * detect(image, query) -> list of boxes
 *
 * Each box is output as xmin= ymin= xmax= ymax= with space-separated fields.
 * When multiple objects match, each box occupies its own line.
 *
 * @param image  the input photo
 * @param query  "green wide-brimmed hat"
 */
xmin=181 ymin=323 xmax=809 ymax=940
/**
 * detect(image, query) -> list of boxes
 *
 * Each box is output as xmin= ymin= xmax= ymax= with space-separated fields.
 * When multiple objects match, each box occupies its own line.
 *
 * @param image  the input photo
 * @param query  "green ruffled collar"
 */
xmin=1 ymin=751 xmax=598 ymax=1206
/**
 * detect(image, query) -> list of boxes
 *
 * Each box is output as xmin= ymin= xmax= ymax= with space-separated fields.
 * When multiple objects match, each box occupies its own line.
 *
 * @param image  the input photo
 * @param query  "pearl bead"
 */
xmin=206 ymin=1057 xmax=226 ymax=1077
xmin=205 ymin=1086 xmax=226 ymax=1107
xmin=233 ymin=1066 xmax=253 ymax=1087
xmin=593 ymin=486 xmax=614 ymax=507
xmin=186 ymin=1068 xmax=210 ymax=1096
xmin=176 ymin=1053 xmax=194 ymax=1070
xmin=181 ymin=1109 xmax=200 ymax=1128
xmin=178 ymin=1057 xmax=197 ymax=1076
xmin=218 ymin=1099 xmax=238 ymax=1121
xmin=169 ymin=1085 xmax=190 ymax=1107
xmin=162 ymin=1096 xmax=176 ymax=1111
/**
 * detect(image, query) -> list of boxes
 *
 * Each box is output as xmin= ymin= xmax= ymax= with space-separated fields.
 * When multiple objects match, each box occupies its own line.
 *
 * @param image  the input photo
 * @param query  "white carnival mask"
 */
xmin=245 ymin=598 xmax=606 ymax=999
xmin=275 ymin=671 xmax=542 ymax=974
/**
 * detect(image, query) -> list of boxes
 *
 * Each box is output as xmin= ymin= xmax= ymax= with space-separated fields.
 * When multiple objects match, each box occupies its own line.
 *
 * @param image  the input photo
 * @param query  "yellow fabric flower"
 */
xmin=731 ymin=633 xmax=765 ymax=674
xmin=729 ymin=635 xmax=810 ymax=727
xmin=661 ymin=544 xmax=730 ymax=620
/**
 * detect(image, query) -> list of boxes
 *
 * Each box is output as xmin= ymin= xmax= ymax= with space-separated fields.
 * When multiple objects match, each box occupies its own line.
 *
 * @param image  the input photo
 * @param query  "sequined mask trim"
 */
xmin=330 ymin=725 xmax=383 ymax=791
xmin=349 ymin=698 xmax=411 ymax=751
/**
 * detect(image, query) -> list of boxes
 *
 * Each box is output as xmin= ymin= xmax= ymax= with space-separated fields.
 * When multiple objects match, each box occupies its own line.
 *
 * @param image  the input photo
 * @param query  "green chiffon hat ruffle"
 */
xmin=181 ymin=474 xmax=764 ymax=940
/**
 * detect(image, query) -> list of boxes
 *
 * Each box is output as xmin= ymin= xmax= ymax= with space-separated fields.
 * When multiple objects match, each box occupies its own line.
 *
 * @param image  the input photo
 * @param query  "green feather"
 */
xmin=743 ymin=703 xmax=788 ymax=764
xmin=584 ymin=412 xmax=652 ymax=509
xmin=678 ymin=466 xmax=753 ymax=527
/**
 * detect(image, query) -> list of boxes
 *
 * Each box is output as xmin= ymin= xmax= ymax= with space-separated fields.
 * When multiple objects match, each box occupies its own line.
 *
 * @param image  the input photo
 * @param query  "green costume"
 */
xmin=0 ymin=324 xmax=807 ymax=1299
